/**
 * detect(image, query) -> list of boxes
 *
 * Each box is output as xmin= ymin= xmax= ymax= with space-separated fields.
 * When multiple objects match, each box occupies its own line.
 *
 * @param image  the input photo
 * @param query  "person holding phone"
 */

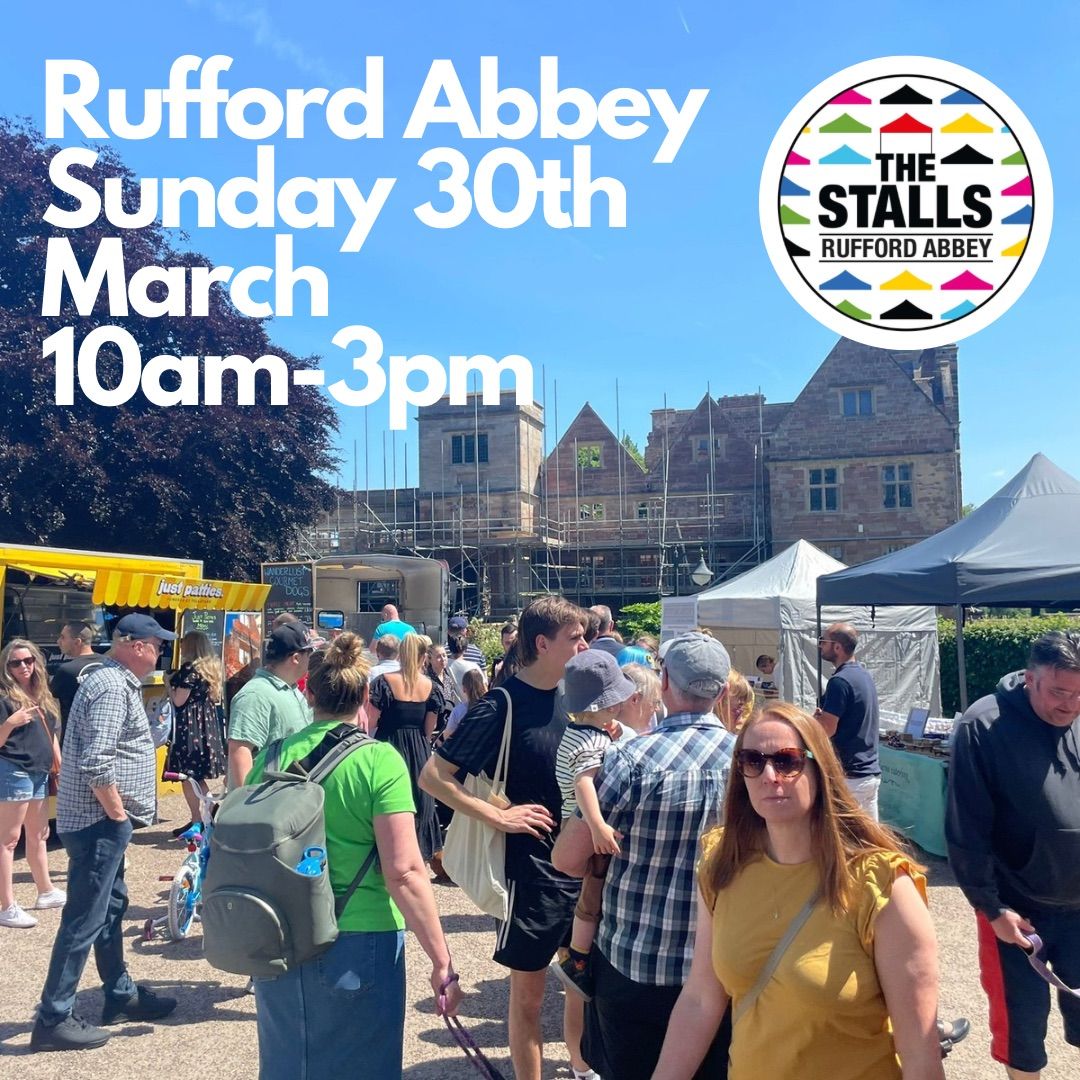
xmin=0 ymin=639 xmax=65 ymax=929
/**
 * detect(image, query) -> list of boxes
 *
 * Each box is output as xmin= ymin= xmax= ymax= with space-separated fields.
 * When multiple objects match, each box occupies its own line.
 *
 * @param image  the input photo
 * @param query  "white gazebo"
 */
xmin=662 ymin=539 xmax=941 ymax=716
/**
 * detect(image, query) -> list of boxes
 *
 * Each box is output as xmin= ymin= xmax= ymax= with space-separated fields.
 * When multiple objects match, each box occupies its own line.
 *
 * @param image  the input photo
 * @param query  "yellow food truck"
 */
xmin=0 ymin=543 xmax=270 ymax=798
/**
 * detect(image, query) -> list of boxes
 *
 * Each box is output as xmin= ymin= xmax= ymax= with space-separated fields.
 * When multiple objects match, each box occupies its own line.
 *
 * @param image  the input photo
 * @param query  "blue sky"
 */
xmin=5 ymin=1 xmax=1078 ymax=505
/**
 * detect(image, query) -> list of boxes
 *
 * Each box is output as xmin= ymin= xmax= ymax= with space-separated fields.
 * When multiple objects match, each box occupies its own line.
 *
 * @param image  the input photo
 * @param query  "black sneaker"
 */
xmin=549 ymin=954 xmax=594 ymax=1001
xmin=101 ymin=986 xmax=178 ymax=1025
xmin=30 ymin=1014 xmax=111 ymax=1051
xmin=938 ymin=1016 xmax=970 ymax=1058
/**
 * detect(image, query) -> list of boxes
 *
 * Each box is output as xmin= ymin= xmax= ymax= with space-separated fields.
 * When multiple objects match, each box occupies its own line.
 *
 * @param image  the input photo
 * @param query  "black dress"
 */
xmin=369 ymin=674 xmax=443 ymax=861
xmin=164 ymin=662 xmax=227 ymax=781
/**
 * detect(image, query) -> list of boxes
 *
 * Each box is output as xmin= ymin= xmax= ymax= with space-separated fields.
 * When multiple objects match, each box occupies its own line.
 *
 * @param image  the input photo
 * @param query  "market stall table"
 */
xmin=878 ymin=742 xmax=949 ymax=857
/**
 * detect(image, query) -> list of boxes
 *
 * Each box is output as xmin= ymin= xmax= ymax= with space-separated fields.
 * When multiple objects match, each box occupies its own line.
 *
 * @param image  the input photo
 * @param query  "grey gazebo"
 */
xmin=817 ymin=453 xmax=1080 ymax=708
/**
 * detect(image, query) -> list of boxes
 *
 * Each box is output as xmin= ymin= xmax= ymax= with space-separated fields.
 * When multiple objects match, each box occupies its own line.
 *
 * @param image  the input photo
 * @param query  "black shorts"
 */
xmin=492 ymin=875 xmax=577 ymax=972
xmin=583 ymin=947 xmax=731 ymax=1080
xmin=977 ymin=908 xmax=1080 ymax=1072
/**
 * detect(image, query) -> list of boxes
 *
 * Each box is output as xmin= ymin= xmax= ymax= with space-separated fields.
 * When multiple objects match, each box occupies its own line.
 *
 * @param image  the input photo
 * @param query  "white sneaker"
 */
xmin=33 ymin=888 xmax=67 ymax=910
xmin=0 ymin=903 xmax=38 ymax=928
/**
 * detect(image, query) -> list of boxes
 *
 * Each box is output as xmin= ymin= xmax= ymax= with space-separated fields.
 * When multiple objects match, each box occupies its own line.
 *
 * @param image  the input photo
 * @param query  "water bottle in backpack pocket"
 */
xmin=201 ymin=725 xmax=378 ymax=978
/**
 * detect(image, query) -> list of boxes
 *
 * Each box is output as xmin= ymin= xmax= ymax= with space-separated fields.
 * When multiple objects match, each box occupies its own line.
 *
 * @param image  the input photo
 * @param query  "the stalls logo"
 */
xmin=760 ymin=57 xmax=1051 ymax=347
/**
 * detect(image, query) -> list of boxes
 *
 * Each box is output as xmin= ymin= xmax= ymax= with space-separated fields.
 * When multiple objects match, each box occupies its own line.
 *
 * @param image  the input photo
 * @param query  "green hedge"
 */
xmin=938 ymin=614 xmax=1079 ymax=714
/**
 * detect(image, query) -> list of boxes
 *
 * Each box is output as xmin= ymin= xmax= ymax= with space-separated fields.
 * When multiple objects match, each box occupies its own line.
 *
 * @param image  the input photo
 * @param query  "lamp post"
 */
xmin=690 ymin=548 xmax=713 ymax=589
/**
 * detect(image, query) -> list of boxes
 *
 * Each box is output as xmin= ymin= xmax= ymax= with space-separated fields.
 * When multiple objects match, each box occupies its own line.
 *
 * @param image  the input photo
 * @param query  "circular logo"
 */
xmin=760 ymin=57 xmax=1052 ymax=348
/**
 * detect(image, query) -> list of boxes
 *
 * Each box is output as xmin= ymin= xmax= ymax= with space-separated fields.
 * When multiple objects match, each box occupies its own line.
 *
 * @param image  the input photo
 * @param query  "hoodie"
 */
xmin=946 ymin=671 xmax=1080 ymax=917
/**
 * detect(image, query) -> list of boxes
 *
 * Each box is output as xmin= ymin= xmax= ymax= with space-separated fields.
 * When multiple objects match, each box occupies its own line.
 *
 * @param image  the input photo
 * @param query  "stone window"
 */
xmin=840 ymin=388 xmax=875 ymax=417
xmin=691 ymin=435 xmax=727 ymax=461
xmin=450 ymin=433 xmax=489 ymax=465
xmin=882 ymin=463 xmax=914 ymax=509
xmin=636 ymin=502 xmax=649 ymax=520
xmin=580 ymin=503 xmax=605 ymax=521
xmin=577 ymin=443 xmax=602 ymax=469
xmin=808 ymin=466 xmax=840 ymax=512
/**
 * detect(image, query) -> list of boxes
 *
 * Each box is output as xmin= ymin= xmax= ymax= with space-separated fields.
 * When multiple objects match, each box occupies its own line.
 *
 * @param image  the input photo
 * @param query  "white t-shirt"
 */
xmin=447 ymin=658 xmax=481 ymax=694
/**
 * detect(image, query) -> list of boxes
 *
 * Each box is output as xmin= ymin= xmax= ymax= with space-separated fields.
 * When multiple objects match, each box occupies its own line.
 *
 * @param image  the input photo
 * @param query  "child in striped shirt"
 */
xmin=552 ymin=650 xmax=636 ymax=1012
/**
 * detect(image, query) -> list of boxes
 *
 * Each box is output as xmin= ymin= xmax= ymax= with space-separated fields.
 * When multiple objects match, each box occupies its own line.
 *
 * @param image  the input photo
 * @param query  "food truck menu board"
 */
xmin=261 ymin=561 xmax=315 ymax=628
xmin=181 ymin=609 xmax=226 ymax=657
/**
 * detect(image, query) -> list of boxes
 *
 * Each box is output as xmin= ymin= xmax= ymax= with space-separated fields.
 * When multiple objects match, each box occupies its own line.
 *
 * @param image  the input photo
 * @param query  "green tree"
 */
xmin=618 ymin=601 xmax=661 ymax=639
xmin=0 ymin=120 xmax=338 ymax=579
xmin=621 ymin=433 xmax=645 ymax=470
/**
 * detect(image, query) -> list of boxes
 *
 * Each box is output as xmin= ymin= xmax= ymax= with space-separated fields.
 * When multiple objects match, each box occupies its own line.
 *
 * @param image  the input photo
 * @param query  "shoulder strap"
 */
xmin=335 ymin=844 xmax=380 ymax=918
xmin=491 ymin=686 xmax=513 ymax=797
xmin=304 ymin=723 xmax=376 ymax=784
xmin=300 ymin=723 xmax=380 ymax=917
xmin=732 ymin=886 xmax=821 ymax=1028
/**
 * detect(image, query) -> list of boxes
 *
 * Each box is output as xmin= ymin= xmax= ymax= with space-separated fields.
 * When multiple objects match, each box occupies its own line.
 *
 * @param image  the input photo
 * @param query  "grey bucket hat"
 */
xmin=563 ymin=650 xmax=637 ymax=713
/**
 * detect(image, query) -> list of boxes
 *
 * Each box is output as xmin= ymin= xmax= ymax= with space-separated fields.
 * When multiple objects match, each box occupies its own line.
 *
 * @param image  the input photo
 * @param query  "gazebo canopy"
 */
xmin=818 ymin=454 xmax=1080 ymax=608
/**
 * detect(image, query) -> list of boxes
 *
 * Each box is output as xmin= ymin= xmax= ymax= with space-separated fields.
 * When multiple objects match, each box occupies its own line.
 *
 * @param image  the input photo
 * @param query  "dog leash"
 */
xmin=439 ymin=976 xmax=508 ymax=1080
xmin=1023 ymin=934 xmax=1080 ymax=997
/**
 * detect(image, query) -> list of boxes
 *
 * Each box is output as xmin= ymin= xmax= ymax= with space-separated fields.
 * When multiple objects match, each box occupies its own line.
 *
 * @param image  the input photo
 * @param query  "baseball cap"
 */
xmin=448 ymin=616 xmax=469 ymax=632
xmin=662 ymin=632 xmax=731 ymax=699
xmin=564 ymin=650 xmax=637 ymax=714
xmin=115 ymin=613 xmax=177 ymax=641
xmin=265 ymin=623 xmax=315 ymax=662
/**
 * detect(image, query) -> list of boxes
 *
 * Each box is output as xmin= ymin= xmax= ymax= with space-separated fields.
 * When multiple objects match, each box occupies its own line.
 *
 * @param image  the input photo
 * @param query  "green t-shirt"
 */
xmin=227 ymin=669 xmax=311 ymax=753
xmin=247 ymin=720 xmax=416 ymax=931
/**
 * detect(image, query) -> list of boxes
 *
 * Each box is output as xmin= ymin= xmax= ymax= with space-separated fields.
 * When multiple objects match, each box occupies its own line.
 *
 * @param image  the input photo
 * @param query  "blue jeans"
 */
xmin=255 ymin=930 xmax=406 ymax=1080
xmin=38 ymin=816 xmax=137 ymax=1025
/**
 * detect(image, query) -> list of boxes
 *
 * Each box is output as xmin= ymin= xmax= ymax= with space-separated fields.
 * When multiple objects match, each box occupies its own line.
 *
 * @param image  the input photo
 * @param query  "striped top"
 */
xmin=555 ymin=722 xmax=612 ymax=819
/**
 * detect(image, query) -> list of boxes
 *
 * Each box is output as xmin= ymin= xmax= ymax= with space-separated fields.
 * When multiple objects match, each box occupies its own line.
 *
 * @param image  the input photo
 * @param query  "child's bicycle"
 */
xmin=143 ymin=772 xmax=219 ymax=943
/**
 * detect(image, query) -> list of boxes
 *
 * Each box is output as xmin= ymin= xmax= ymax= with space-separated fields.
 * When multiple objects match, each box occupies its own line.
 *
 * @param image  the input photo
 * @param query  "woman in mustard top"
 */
xmin=653 ymin=702 xmax=945 ymax=1080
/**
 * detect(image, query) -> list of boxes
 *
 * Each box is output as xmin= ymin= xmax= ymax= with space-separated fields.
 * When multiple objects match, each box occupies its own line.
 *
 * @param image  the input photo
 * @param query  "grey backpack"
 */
xmin=201 ymin=723 xmax=377 ymax=978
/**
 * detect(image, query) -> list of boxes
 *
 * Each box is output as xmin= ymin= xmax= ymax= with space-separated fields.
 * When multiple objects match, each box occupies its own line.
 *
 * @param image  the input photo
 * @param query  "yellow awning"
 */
xmin=0 ymin=544 xmax=202 ymax=584
xmin=2 ymin=545 xmax=265 ymax=612
xmin=91 ymin=573 xmax=270 ymax=612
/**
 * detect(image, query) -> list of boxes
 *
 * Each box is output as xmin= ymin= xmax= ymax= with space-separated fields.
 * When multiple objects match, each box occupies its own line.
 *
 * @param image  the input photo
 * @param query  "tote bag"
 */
xmin=442 ymin=687 xmax=513 ymax=921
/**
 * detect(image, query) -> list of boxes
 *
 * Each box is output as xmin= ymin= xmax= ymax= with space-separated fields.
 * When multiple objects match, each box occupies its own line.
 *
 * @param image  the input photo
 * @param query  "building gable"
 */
xmin=769 ymin=339 xmax=958 ymax=462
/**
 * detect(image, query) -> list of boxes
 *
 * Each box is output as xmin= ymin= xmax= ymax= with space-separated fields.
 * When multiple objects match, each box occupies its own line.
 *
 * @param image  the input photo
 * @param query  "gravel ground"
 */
xmin=0 ymin=794 xmax=1075 ymax=1078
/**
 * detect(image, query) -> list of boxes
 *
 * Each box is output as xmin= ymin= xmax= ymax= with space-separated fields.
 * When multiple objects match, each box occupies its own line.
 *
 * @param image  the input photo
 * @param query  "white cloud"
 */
xmin=184 ymin=0 xmax=345 ymax=84
xmin=989 ymin=468 xmax=1006 ymax=478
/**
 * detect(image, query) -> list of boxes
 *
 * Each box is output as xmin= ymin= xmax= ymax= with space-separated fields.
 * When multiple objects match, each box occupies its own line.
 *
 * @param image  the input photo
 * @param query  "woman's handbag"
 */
xmin=441 ymin=687 xmax=513 ymax=921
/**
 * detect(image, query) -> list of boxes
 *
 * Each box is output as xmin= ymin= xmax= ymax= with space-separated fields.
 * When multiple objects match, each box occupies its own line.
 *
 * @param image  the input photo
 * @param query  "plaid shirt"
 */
xmin=57 ymin=658 xmax=156 ymax=831
xmin=592 ymin=712 xmax=735 ymax=985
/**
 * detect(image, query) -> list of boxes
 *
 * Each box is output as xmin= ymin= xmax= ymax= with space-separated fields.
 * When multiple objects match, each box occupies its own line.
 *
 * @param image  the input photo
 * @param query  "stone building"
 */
xmin=305 ymin=339 xmax=961 ymax=617
xmin=766 ymin=339 xmax=960 ymax=564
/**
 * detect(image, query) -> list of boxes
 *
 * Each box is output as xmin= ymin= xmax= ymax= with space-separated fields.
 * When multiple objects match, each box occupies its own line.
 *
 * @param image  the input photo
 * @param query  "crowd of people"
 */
xmin=4 ymin=597 xmax=1080 ymax=1080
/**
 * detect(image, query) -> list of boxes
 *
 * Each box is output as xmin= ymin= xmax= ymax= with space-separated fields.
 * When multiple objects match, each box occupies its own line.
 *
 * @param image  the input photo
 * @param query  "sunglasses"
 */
xmin=735 ymin=747 xmax=815 ymax=779
xmin=6 ymin=657 xmax=35 ymax=669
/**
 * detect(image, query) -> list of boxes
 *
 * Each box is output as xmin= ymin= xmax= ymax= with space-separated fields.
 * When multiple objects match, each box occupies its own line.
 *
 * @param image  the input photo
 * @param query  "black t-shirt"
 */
xmin=438 ymin=675 xmax=574 ymax=882
xmin=50 ymin=654 xmax=104 ymax=725
xmin=820 ymin=661 xmax=880 ymax=777
xmin=0 ymin=697 xmax=57 ymax=773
